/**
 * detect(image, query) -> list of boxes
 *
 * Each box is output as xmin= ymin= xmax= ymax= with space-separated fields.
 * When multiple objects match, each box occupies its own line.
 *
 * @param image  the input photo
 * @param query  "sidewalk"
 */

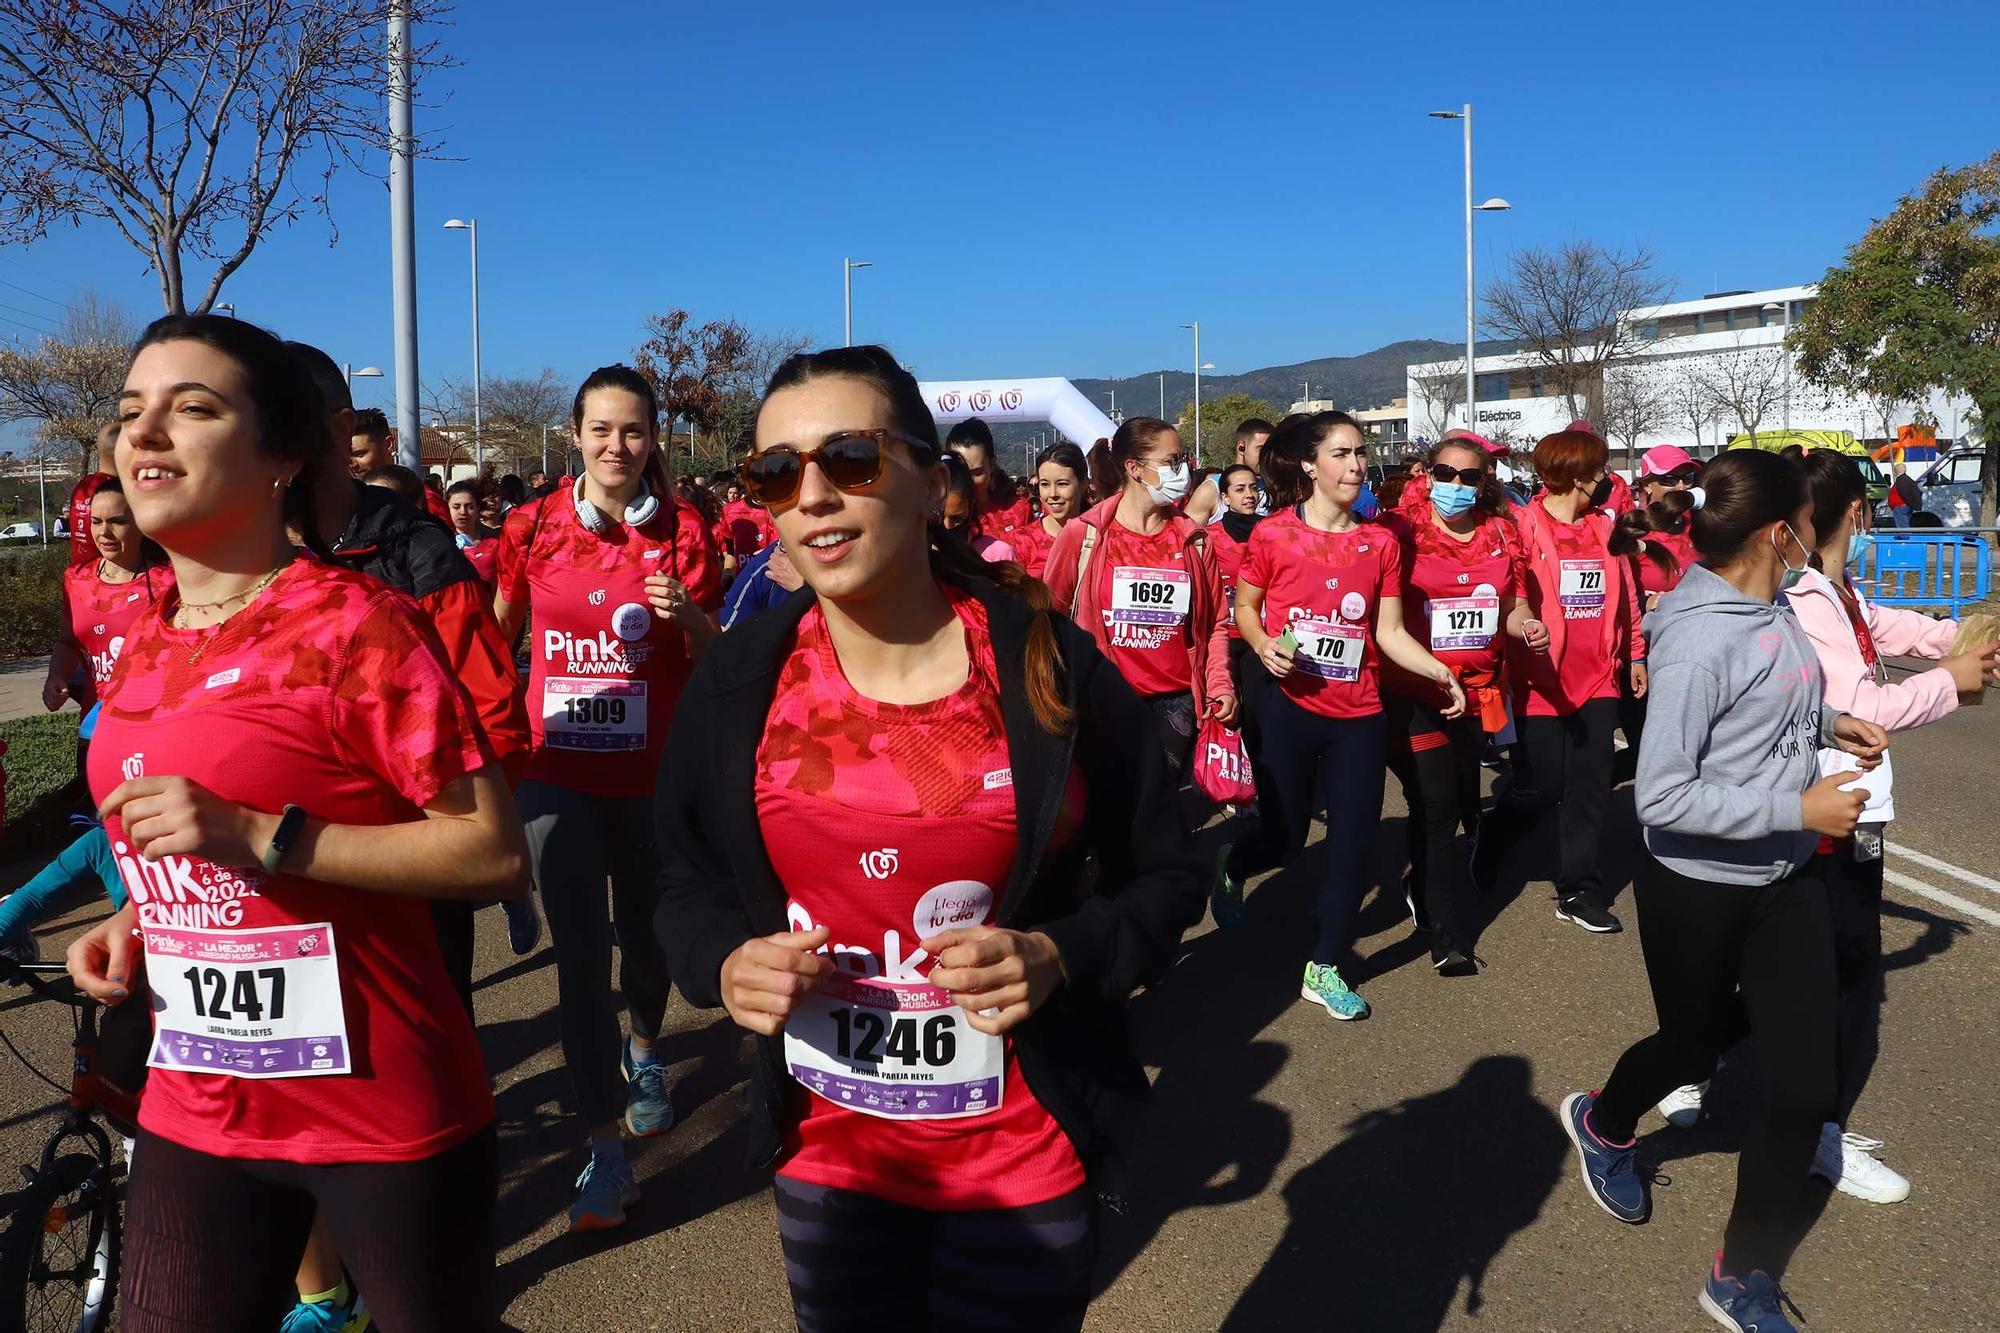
xmin=0 ymin=657 xmax=71 ymax=724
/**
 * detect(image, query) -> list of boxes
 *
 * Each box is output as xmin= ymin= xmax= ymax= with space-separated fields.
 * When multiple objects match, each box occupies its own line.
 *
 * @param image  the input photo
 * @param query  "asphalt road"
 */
xmin=2 ymin=666 xmax=1995 ymax=1332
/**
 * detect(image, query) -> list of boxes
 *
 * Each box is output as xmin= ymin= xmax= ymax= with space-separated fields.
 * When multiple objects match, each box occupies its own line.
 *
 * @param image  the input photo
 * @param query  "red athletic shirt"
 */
xmin=979 ymin=495 xmax=1035 ymax=537
xmin=1637 ymin=528 xmax=1695 ymax=599
xmin=63 ymin=562 xmax=174 ymax=693
xmin=66 ymin=473 xmax=114 ymax=566
xmin=1517 ymin=512 xmax=1619 ymax=717
xmin=758 ymin=587 xmax=1086 ymax=1210
xmin=1241 ymin=509 xmax=1403 ymax=720
xmin=1092 ymin=518 xmax=1197 ymax=697
xmin=1210 ymin=523 xmax=1252 ymax=640
xmin=1010 ymin=518 xmax=1061 ymax=581
xmin=722 ymin=500 xmax=775 ymax=558
xmin=423 ymin=488 xmax=450 ymax=525
xmin=1384 ymin=510 xmax=1523 ymax=700
xmin=458 ymin=537 xmax=498 ymax=586
xmin=88 ymin=560 xmax=494 ymax=1164
xmin=497 ymin=494 xmax=722 ymax=798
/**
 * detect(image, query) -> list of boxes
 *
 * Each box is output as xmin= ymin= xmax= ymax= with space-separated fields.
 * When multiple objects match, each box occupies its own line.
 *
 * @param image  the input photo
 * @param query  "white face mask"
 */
xmin=1142 ymin=460 xmax=1192 ymax=507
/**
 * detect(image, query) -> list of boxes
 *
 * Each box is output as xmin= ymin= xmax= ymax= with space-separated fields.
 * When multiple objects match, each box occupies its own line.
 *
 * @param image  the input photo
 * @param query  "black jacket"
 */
xmin=328 ymin=481 xmax=479 ymax=601
xmin=652 ymin=577 xmax=1205 ymax=1179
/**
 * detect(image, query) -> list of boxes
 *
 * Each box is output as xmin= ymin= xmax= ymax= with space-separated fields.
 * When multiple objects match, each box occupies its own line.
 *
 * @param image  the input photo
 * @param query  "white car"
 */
xmin=0 ymin=521 xmax=41 ymax=543
xmin=1917 ymin=449 xmax=1986 ymax=528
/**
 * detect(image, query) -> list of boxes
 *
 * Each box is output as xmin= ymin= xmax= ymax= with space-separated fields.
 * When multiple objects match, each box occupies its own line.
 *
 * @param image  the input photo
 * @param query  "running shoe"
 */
xmin=569 ymin=1149 xmax=640 ymax=1232
xmin=502 ymin=893 xmax=542 ymax=956
xmin=621 ymin=1046 xmax=675 ymax=1138
xmin=1403 ymin=870 xmax=1433 ymax=933
xmin=1210 ymin=843 xmax=1245 ymax=930
xmin=1300 ymin=962 xmax=1369 ymax=1020
xmin=1430 ymin=933 xmax=1478 ymax=978
xmin=1699 ymin=1254 xmax=1802 ymax=1333
xmin=1810 ymin=1122 xmax=1910 ymax=1203
xmin=1657 ymin=1081 xmax=1709 ymax=1129
xmin=1556 ymin=891 xmax=1623 ymax=934
xmin=279 ymin=1288 xmax=371 ymax=1333
xmin=1560 ymin=1090 xmax=1649 ymax=1223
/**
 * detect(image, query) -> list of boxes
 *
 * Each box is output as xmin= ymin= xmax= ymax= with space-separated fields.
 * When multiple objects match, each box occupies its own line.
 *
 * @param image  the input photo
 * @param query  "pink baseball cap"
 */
xmin=1639 ymin=445 xmax=1696 ymax=478
xmin=1440 ymin=428 xmax=1505 ymax=456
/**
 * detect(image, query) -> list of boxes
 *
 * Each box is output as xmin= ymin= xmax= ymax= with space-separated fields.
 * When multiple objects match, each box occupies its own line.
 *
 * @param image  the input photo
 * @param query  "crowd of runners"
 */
xmin=1 ymin=314 xmax=1995 ymax=1332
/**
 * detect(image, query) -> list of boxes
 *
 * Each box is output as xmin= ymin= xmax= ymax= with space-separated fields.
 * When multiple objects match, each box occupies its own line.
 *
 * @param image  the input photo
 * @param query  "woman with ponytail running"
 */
xmin=494 ymin=365 xmax=722 ymax=1231
xmin=1560 ymin=449 xmax=1888 ymax=1333
xmin=1213 ymin=411 xmax=1466 ymax=1020
xmin=1009 ymin=441 xmax=1089 ymax=579
xmin=654 ymin=345 xmax=1203 ymax=1332
xmin=1043 ymin=417 xmax=1236 ymax=781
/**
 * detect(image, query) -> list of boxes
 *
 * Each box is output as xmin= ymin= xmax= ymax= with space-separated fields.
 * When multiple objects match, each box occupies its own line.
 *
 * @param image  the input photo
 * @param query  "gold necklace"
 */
xmin=177 ymin=565 xmax=285 ymax=664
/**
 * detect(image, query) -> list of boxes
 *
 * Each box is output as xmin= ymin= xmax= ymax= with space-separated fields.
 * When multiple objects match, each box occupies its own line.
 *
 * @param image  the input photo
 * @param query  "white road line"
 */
xmin=1884 ymin=867 xmax=2000 ymax=930
xmin=1887 ymin=844 xmax=2000 ymax=897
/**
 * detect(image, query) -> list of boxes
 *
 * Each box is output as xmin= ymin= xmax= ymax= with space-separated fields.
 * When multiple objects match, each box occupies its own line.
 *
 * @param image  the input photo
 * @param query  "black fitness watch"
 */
xmin=261 ymin=804 xmax=308 ymax=875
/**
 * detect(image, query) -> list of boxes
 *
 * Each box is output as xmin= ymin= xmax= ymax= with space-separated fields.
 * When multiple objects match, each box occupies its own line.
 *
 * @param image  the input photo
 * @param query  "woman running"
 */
xmin=653 ymin=344 xmax=1203 ymax=1332
xmin=1213 ymin=411 xmax=1466 ymax=1020
xmin=1471 ymin=428 xmax=1646 ymax=934
xmin=446 ymin=478 xmax=500 ymax=584
xmin=494 ymin=365 xmax=722 ymax=1231
xmin=1560 ymin=449 xmax=1888 ymax=1333
xmin=945 ymin=417 xmax=1032 ymax=534
xmin=1776 ymin=449 xmax=1999 ymax=1203
xmin=1381 ymin=438 xmax=1547 ymax=975
xmin=1043 ymin=417 xmax=1235 ymax=782
xmin=1010 ymin=441 xmax=1089 ymax=579
xmin=66 ymin=314 xmax=526 ymax=1331
xmin=940 ymin=452 xmax=1017 ymax=563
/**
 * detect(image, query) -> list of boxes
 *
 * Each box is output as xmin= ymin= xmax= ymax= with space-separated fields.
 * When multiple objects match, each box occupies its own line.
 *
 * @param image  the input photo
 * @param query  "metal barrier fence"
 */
xmin=1860 ymin=530 xmax=1993 ymax=613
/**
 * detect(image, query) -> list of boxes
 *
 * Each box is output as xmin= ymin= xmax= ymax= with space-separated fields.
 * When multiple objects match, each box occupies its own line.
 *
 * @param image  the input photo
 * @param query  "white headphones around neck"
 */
xmin=573 ymin=474 xmax=658 ymax=534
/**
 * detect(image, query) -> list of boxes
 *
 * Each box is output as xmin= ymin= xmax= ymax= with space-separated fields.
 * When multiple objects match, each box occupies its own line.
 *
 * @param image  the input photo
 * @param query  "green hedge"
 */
xmin=0 ymin=545 xmax=69 ymax=662
xmin=2 ymin=710 xmax=84 ymax=857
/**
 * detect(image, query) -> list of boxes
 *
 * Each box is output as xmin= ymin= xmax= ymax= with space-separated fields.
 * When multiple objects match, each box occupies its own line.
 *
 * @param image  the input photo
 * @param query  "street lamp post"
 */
xmin=1762 ymin=301 xmax=1793 ymax=431
xmin=844 ymin=258 xmax=872 ymax=346
xmin=1158 ymin=373 xmax=1165 ymax=419
xmin=443 ymin=218 xmax=482 ymax=471
xmin=1180 ymin=323 xmax=1202 ymax=456
xmin=1430 ymin=106 xmax=1511 ymax=432
xmin=343 ymin=363 xmax=384 ymax=388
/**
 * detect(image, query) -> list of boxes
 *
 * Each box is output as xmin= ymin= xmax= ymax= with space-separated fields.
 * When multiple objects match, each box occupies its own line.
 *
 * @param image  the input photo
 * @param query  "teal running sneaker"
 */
xmin=279 ymin=1285 xmax=370 ymax=1332
xmin=1300 ymin=962 xmax=1370 ymax=1020
xmin=1210 ymin=843 xmax=1245 ymax=929
xmin=621 ymin=1045 xmax=674 ymax=1138
xmin=569 ymin=1148 xmax=640 ymax=1233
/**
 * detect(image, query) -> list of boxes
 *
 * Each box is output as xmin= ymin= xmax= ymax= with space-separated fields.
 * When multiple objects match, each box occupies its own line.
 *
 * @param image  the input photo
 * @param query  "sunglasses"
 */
xmin=1429 ymin=463 xmax=1484 ymax=487
xmin=1657 ymin=467 xmax=1701 ymax=484
xmin=739 ymin=429 xmax=937 ymax=508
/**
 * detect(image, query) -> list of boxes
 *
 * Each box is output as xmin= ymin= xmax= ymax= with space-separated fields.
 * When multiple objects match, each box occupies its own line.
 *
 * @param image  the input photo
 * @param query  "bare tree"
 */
xmin=0 ymin=291 xmax=137 ymax=472
xmin=1481 ymin=241 xmax=1672 ymax=423
xmin=1659 ymin=360 xmax=1723 ymax=456
xmin=632 ymin=310 xmax=751 ymax=469
xmin=1600 ymin=363 xmax=1667 ymax=475
xmin=481 ymin=368 xmax=568 ymax=476
xmin=699 ymin=329 xmax=813 ymax=471
xmin=1412 ymin=355 xmax=1466 ymax=442
xmin=0 ymin=1 xmax=452 ymax=315
xmin=1693 ymin=336 xmax=1789 ymax=447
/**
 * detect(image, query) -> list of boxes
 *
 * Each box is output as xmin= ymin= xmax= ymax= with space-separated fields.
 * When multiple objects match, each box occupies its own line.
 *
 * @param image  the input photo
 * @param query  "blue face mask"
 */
xmin=1431 ymin=481 xmax=1479 ymax=518
xmin=1846 ymin=530 xmax=1874 ymax=568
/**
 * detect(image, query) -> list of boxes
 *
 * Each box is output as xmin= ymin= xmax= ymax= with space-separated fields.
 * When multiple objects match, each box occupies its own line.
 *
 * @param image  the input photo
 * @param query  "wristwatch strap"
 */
xmin=261 ymin=804 xmax=307 ymax=875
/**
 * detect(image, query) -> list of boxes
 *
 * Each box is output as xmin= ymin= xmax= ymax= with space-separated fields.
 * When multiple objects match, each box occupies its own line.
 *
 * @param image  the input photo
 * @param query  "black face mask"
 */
xmin=1588 ymin=475 xmax=1615 ymax=507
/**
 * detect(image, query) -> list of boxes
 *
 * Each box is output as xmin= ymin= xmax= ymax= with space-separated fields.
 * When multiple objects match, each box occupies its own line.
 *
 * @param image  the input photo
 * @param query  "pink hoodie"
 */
xmin=1784 ymin=567 xmax=1960 ymax=732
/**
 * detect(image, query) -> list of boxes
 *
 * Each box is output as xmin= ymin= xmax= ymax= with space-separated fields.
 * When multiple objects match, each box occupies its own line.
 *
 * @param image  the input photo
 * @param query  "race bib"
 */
xmin=786 ymin=971 xmax=1003 ymax=1119
xmin=543 ymin=677 xmax=647 ymax=751
xmin=1559 ymin=559 xmax=1607 ymax=612
xmin=143 ymin=922 xmax=349 ymax=1079
xmin=1294 ymin=618 xmax=1365 ymax=682
xmin=1429 ymin=595 xmax=1500 ymax=651
xmin=1111 ymin=566 xmax=1191 ymax=628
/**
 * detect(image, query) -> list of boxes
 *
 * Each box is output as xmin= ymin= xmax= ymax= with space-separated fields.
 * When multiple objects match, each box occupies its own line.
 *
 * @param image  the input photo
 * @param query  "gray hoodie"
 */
xmin=1636 ymin=563 xmax=1842 ymax=885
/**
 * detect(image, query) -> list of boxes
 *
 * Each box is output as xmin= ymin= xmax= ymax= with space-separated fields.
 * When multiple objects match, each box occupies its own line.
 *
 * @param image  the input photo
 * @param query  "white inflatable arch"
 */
xmin=918 ymin=378 xmax=1120 ymax=451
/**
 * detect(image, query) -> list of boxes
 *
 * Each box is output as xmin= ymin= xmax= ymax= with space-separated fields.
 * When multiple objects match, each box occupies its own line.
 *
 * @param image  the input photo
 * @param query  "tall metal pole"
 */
xmin=540 ymin=422 xmax=549 ymax=478
xmin=387 ymin=3 xmax=421 ymax=470
xmin=1780 ymin=303 xmax=1792 ymax=431
xmin=1462 ymin=103 xmax=1477 ymax=432
xmin=1191 ymin=323 xmax=1202 ymax=457
xmin=38 ymin=452 xmax=46 ymax=546
xmin=1158 ymin=373 xmax=1165 ymax=419
xmin=468 ymin=218 xmax=482 ymax=472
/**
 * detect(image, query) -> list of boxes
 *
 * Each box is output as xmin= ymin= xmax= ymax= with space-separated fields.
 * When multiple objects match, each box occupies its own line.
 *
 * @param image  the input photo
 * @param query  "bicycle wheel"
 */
xmin=0 ymin=1152 xmax=119 ymax=1333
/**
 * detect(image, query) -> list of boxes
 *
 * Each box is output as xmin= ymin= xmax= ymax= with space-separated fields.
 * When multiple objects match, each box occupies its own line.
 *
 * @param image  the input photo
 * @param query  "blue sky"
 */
xmin=3 ymin=0 xmax=1995 ymax=435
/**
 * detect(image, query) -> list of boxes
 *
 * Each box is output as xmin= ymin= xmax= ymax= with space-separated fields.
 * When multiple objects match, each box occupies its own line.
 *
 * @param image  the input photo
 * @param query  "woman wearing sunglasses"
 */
xmin=1472 ymin=428 xmax=1646 ymax=935
xmin=492 ymin=365 xmax=723 ymax=1232
xmin=1214 ymin=412 xmax=1467 ymax=1020
xmin=1381 ymin=439 xmax=1548 ymax=976
xmin=653 ymin=345 xmax=1204 ymax=1331
xmin=1008 ymin=441 xmax=1090 ymax=580
xmin=1043 ymin=417 xmax=1236 ymax=781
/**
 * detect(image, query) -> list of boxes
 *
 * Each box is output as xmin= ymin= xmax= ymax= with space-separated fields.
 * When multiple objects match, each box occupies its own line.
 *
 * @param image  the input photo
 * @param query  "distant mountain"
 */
xmin=984 ymin=339 xmax=1459 ymax=456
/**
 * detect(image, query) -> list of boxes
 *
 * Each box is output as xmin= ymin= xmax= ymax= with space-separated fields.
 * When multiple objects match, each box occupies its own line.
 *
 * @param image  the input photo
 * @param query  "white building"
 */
xmin=1405 ymin=283 xmax=1976 ymax=459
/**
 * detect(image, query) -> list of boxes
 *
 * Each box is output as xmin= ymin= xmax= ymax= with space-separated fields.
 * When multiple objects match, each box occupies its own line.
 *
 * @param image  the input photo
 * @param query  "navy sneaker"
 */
xmin=1561 ymin=1091 xmax=1649 ymax=1223
xmin=621 ymin=1046 xmax=674 ymax=1138
xmin=1700 ymin=1254 xmax=1801 ymax=1332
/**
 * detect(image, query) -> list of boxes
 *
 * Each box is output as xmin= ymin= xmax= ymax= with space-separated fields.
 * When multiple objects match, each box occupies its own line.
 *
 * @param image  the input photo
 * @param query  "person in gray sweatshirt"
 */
xmin=1553 ymin=450 xmax=1888 ymax=1333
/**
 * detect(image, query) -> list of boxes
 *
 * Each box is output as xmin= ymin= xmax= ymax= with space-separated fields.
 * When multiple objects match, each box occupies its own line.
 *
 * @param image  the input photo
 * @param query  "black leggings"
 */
xmin=120 ymin=1124 xmax=498 ymax=1332
xmin=1385 ymin=697 xmax=1482 ymax=941
xmin=773 ymin=1177 xmax=1096 ymax=1333
xmin=1226 ymin=687 xmax=1386 ymax=966
xmin=1489 ymin=698 xmax=1618 ymax=901
xmin=1593 ymin=855 xmax=1836 ymax=1275
xmin=1143 ymin=692 xmax=1197 ymax=780
xmin=1816 ymin=847 xmax=1885 ymax=1127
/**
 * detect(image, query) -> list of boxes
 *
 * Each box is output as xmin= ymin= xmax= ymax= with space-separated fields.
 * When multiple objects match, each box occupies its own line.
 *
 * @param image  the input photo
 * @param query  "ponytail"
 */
xmin=927 ymin=521 xmax=1072 ymax=735
xmin=1609 ymin=489 xmax=1697 ymax=580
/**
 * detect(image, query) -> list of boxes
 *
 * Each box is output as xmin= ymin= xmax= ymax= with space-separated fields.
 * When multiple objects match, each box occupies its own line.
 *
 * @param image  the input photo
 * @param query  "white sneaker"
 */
xmin=1811 ymin=1122 xmax=1910 ymax=1204
xmin=1656 ymin=1081 xmax=1708 ymax=1129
